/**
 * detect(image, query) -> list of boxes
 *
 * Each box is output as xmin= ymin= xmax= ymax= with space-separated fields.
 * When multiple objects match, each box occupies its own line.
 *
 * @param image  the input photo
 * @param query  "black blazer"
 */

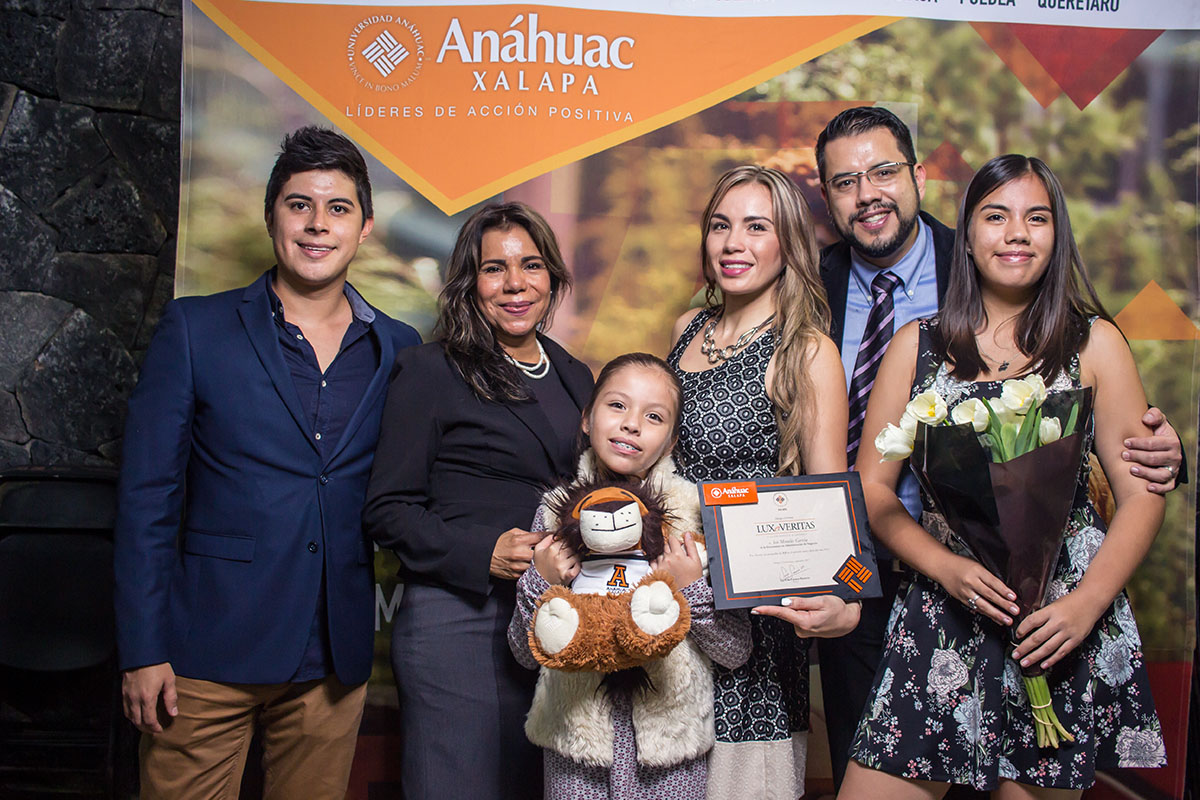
xmin=820 ymin=210 xmax=955 ymax=353
xmin=363 ymin=337 xmax=594 ymax=598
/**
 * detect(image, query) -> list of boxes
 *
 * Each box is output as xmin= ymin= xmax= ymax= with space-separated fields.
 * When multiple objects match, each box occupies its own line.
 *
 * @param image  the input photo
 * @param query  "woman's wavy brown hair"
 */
xmin=699 ymin=166 xmax=831 ymax=476
xmin=435 ymin=202 xmax=573 ymax=403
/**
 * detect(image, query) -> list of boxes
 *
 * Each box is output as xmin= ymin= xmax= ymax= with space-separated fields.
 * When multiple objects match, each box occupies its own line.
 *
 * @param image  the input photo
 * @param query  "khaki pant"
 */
xmin=139 ymin=675 xmax=367 ymax=800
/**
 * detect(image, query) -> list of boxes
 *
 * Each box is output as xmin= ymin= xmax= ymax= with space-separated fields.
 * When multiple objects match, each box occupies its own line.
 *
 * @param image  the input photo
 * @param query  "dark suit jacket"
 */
xmin=113 ymin=271 xmax=421 ymax=685
xmin=363 ymin=337 xmax=594 ymax=599
xmin=820 ymin=210 xmax=955 ymax=352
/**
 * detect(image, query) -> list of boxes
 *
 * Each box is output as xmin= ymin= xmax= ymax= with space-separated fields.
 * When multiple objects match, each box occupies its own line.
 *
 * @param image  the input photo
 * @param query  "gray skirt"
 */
xmin=391 ymin=581 xmax=542 ymax=800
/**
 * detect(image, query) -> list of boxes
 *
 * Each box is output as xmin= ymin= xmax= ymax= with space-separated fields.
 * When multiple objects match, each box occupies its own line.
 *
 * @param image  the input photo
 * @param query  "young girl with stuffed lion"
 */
xmin=507 ymin=352 xmax=752 ymax=799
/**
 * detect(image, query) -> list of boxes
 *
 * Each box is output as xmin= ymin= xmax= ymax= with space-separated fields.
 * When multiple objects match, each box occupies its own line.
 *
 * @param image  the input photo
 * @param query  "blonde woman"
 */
xmin=667 ymin=165 xmax=860 ymax=798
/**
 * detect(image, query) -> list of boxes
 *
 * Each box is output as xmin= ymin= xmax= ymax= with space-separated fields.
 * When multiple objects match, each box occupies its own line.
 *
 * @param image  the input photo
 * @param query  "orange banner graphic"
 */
xmin=194 ymin=0 xmax=888 ymax=212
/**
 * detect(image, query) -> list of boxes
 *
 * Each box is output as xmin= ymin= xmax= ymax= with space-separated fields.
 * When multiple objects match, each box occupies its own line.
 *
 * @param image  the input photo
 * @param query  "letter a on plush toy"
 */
xmin=607 ymin=564 xmax=630 ymax=589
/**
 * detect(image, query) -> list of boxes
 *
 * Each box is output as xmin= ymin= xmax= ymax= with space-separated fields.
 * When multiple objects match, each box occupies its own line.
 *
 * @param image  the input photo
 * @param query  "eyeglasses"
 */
xmin=826 ymin=162 xmax=914 ymax=195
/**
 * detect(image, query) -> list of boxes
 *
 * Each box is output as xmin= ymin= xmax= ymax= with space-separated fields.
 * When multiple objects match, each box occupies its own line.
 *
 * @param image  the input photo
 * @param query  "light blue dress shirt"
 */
xmin=838 ymin=218 xmax=940 ymax=524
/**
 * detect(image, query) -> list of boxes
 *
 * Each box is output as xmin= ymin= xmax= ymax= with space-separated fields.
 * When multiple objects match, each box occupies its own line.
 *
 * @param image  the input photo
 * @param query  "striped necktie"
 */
xmin=847 ymin=270 xmax=900 ymax=465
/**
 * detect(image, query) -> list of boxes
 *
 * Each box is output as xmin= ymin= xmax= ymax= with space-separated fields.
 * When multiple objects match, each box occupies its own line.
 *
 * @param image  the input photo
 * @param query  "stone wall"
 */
xmin=0 ymin=0 xmax=180 ymax=468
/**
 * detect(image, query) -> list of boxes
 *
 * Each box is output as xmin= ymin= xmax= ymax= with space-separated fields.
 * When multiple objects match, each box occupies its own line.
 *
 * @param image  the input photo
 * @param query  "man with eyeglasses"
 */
xmin=812 ymin=105 xmax=1184 ymax=793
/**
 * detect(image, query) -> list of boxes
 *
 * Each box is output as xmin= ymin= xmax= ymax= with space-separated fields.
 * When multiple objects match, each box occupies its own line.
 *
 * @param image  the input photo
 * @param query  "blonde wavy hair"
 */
xmin=700 ymin=165 xmax=831 ymax=476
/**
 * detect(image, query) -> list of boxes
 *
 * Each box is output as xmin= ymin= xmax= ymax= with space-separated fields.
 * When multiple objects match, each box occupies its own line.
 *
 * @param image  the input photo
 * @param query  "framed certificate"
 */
xmin=699 ymin=473 xmax=881 ymax=609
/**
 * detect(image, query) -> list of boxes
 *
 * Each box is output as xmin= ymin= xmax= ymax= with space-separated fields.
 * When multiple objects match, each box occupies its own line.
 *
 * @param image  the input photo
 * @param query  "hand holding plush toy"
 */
xmin=529 ymin=481 xmax=693 ymax=672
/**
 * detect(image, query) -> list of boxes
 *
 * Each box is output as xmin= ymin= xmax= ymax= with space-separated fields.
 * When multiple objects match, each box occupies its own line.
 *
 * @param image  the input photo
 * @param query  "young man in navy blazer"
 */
xmin=114 ymin=127 xmax=420 ymax=798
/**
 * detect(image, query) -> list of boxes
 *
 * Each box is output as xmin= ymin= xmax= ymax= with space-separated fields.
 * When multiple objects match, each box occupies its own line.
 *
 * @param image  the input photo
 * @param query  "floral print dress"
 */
xmin=849 ymin=318 xmax=1165 ymax=791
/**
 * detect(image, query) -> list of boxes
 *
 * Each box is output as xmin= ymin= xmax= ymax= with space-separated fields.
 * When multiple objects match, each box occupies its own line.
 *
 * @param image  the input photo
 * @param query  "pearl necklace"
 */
xmin=700 ymin=313 xmax=776 ymax=364
xmin=506 ymin=339 xmax=550 ymax=379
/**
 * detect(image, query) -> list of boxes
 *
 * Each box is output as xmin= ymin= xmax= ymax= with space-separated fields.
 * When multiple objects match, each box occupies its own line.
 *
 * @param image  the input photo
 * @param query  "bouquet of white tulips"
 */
xmin=874 ymin=375 xmax=1081 ymax=465
xmin=875 ymin=378 xmax=1092 ymax=749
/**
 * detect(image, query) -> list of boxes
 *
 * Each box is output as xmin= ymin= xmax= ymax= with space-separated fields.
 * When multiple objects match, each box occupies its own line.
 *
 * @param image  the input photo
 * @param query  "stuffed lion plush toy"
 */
xmin=528 ymin=480 xmax=692 ymax=673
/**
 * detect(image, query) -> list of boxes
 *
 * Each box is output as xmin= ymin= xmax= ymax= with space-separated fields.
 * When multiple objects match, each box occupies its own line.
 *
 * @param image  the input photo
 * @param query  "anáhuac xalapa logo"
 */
xmin=347 ymin=15 xmax=425 ymax=91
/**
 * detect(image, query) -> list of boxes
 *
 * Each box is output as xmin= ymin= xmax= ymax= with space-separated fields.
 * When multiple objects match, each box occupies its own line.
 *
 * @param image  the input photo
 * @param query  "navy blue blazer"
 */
xmin=113 ymin=271 xmax=421 ymax=685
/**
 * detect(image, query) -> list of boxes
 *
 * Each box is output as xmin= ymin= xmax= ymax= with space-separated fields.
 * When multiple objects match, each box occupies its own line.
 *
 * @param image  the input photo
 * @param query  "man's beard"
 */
xmin=838 ymin=202 xmax=919 ymax=262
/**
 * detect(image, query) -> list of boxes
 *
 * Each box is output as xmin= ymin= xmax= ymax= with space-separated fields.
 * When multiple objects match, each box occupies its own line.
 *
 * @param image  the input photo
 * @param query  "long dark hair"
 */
xmin=935 ymin=154 xmax=1112 ymax=381
xmin=434 ymin=202 xmax=573 ymax=403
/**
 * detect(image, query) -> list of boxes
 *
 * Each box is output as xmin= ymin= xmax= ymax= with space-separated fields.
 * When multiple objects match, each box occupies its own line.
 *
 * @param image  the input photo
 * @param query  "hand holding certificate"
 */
xmin=751 ymin=593 xmax=864 ymax=638
xmin=699 ymin=473 xmax=881 ymax=611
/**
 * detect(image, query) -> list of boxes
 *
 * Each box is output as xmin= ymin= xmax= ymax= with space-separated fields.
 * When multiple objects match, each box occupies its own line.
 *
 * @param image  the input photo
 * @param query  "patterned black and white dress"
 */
xmin=668 ymin=308 xmax=809 ymax=799
xmin=849 ymin=318 xmax=1165 ymax=790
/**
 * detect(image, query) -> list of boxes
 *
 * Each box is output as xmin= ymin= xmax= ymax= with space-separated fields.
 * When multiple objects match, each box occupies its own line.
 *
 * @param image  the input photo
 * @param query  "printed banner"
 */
xmin=239 ymin=0 xmax=1200 ymax=30
xmin=195 ymin=0 xmax=889 ymax=211
xmin=179 ymin=4 xmax=1198 ymax=798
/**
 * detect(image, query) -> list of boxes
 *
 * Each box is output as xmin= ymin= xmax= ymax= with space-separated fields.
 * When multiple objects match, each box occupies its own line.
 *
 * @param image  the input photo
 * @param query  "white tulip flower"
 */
xmin=1039 ymin=416 xmax=1062 ymax=445
xmin=1000 ymin=378 xmax=1036 ymax=415
xmin=950 ymin=398 xmax=990 ymax=432
xmin=1023 ymin=373 xmax=1048 ymax=405
xmin=905 ymin=389 xmax=948 ymax=426
xmin=990 ymin=397 xmax=1021 ymax=426
xmin=875 ymin=423 xmax=916 ymax=461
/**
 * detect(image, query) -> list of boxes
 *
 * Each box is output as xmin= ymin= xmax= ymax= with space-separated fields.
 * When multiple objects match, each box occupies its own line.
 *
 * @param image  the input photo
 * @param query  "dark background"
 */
xmin=0 ymin=0 xmax=180 ymax=469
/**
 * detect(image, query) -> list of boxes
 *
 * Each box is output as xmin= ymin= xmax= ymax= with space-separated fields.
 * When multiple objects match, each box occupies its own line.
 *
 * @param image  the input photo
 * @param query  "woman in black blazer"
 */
xmin=364 ymin=202 xmax=594 ymax=800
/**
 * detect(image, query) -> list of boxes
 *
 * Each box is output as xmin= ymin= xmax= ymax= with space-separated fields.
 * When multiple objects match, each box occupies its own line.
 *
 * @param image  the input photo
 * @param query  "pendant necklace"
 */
xmin=981 ymin=350 xmax=1012 ymax=373
xmin=506 ymin=339 xmax=550 ymax=379
xmin=700 ymin=313 xmax=776 ymax=364
xmin=980 ymin=321 xmax=1020 ymax=374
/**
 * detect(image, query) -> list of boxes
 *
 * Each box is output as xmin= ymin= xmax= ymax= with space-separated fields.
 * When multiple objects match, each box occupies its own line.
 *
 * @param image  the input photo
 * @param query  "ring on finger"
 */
xmin=1166 ymin=464 xmax=1176 ymax=476
xmin=967 ymin=593 xmax=980 ymax=611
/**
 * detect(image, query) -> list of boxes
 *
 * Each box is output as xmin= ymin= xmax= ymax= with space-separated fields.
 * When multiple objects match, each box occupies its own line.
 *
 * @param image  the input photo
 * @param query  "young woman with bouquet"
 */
xmin=841 ymin=154 xmax=1166 ymax=799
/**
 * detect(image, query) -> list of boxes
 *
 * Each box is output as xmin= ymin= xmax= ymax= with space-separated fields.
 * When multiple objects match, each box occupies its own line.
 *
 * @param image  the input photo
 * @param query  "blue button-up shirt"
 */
xmin=838 ymin=219 xmax=940 ymax=524
xmin=267 ymin=275 xmax=380 ymax=681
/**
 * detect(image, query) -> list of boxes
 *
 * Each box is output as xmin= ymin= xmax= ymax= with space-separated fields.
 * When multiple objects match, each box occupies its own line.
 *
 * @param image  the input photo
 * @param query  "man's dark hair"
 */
xmin=264 ymin=126 xmax=373 ymax=224
xmin=815 ymin=106 xmax=917 ymax=184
